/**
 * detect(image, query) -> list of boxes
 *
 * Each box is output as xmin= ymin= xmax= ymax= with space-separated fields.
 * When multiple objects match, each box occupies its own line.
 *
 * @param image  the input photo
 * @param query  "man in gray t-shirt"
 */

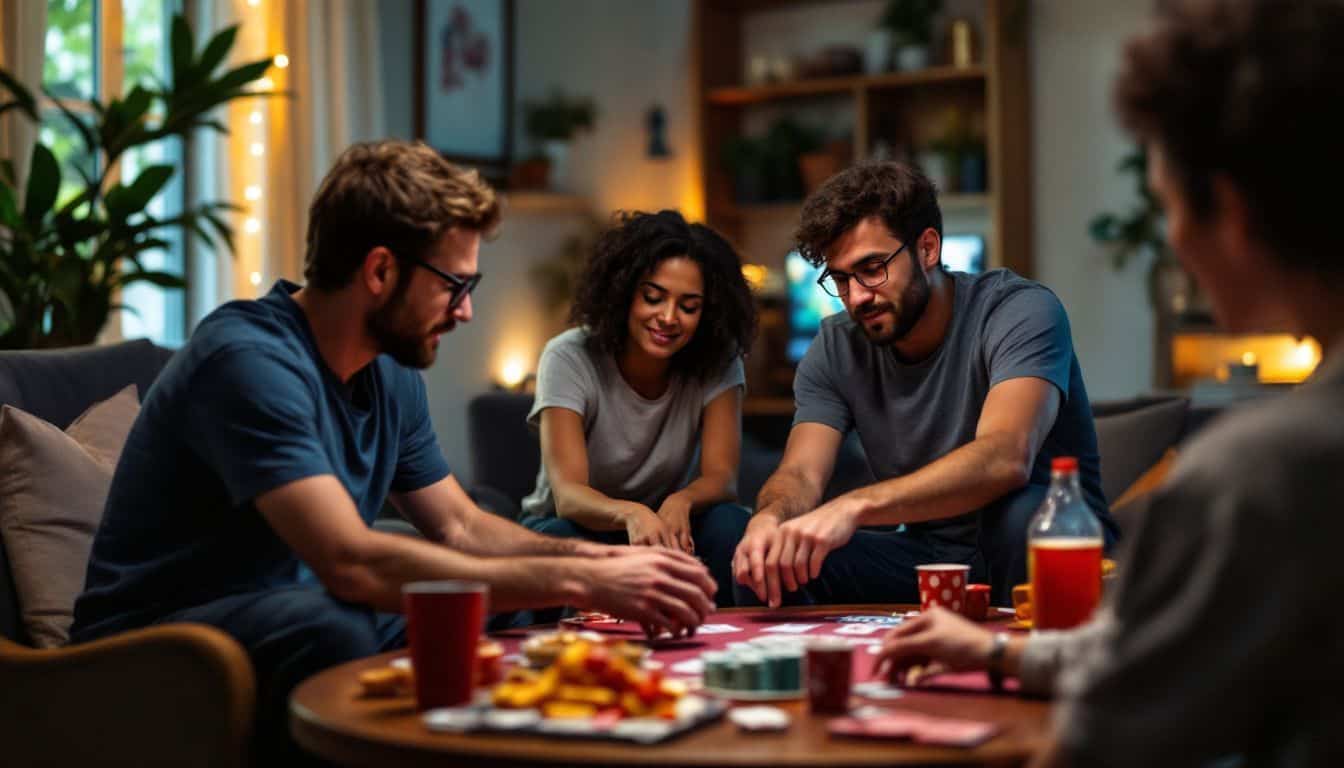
xmin=729 ymin=162 xmax=1116 ymax=607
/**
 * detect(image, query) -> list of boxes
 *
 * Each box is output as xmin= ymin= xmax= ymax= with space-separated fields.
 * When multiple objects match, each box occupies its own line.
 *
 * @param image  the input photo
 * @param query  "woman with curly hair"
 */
xmin=520 ymin=210 xmax=757 ymax=606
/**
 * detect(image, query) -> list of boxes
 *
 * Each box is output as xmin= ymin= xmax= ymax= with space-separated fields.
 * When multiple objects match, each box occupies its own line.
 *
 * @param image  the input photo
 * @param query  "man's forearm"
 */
xmin=328 ymin=529 xmax=591 ymax=612
xmin=756 ymin=466 xmax=823 ymax=523
xmin=448 ymin=503 xmax=589 ymax=557
xmin=848 ymin=432 xmax=1030 ymax=526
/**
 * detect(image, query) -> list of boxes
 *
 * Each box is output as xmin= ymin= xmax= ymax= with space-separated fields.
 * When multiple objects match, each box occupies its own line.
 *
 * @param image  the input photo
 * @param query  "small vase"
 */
xmin=895 ymin=44 xmax=930 ymax=71
xmin=541 ymin=140 xmax=570 ymax=192
xmin=864 ymin=30 xmax=892 ymax=74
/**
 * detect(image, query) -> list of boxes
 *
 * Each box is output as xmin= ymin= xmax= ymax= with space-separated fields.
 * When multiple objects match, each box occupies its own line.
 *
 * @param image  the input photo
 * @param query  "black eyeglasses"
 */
xmin=393 ymin=251 xmax=482 ymax=310
xmin=816 ymin=242 xmax=909 ymax=298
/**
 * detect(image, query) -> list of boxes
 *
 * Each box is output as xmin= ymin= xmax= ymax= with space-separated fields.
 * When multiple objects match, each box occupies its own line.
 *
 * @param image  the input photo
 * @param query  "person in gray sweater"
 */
xmin=874 ymin=1 xmax=1344 ymax=765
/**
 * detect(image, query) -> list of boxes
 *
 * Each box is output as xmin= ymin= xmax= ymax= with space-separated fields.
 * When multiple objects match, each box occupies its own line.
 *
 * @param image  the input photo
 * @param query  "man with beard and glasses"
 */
xmin=71 ymin=141 xmax=716 ymax=762
xmin=729 ymin=162 xmax=1116 ymax=608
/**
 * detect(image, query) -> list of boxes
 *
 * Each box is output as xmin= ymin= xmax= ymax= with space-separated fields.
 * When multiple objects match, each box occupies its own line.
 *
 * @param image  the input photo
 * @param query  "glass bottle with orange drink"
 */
xmin=1027 ymin=457 xmax=1104 ymax=630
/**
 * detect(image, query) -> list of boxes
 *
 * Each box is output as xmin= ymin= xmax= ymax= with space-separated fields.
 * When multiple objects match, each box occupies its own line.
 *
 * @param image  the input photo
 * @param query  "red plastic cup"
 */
xmin=403 ymin=581 xmax=488 ymax=711
xmin=916 ymin=563 xmax=970 ymax=613
xmin=962 ymin=583 xmax=992 ymax=621
xmin=805 ymin=639 xmax=853 ymax=714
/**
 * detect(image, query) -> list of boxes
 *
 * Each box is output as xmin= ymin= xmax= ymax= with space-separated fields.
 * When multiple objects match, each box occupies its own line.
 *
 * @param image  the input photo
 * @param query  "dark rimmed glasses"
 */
xmin=394 ymin=251 xmax=482 ymax=310
xmin=816 ymin=242 xmax=909 ymax=298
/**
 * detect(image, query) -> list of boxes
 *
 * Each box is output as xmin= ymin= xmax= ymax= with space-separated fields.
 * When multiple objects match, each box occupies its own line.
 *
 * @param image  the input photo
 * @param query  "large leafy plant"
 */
xmin=0 ymin=14 xmax=271 ymax=349
xmin=1089 ymin=148 xmax=1176 ymax=307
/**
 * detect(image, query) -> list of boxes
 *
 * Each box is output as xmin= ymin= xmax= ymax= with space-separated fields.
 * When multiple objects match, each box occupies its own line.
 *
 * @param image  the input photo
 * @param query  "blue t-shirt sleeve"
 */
xmin=392 ymin=370 xmax=452 ymax=493
xmin=527 ymin=338 xmax=595 ymax=429
xmin=182 ymin=346 xmax=334 ymax=507
xmin=982 ymin=287 xmax=1073 ymax=398
xmin=792 ymin=329 xmax=854 ymax=433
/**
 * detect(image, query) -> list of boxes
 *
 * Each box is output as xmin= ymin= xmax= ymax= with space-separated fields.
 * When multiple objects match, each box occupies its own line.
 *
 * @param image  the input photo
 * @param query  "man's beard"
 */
xmin=853 ymin=255 xmax=931 ymax=346
xmin=367 ymin=286 xmax=442 ymax=369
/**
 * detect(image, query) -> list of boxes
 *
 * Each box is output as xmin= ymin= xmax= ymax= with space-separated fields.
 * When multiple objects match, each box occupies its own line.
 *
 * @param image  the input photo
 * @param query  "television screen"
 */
xmin=785 ymin=234 xmax=986 ymax=362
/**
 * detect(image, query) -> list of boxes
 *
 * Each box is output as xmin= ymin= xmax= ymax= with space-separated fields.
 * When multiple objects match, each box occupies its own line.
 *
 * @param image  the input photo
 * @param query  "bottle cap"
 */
xmin=1050 ymin=456 xmax=1079 ymax=472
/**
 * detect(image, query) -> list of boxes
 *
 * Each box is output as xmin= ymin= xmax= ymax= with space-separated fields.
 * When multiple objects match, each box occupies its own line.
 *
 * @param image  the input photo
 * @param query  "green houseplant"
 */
xmin=1089 ymin=148 xmax=1182 ymax=308
xmin=881 ymin=0 xmax=943 ymax=70
xmin=520 ymin=89 xmax=597 ymax=192
xmin=0 ymin=14 xmax=272 ymax=349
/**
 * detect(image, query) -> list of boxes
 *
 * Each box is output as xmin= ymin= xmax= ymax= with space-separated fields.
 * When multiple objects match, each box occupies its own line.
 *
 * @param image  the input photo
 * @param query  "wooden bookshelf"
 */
xmin=707 ymin=66 xmax=987 ymax=105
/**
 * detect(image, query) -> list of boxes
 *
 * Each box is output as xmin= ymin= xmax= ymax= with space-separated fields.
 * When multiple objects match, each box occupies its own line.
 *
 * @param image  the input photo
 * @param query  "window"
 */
xmin=42 ymin=0 xmax=186 ymax=346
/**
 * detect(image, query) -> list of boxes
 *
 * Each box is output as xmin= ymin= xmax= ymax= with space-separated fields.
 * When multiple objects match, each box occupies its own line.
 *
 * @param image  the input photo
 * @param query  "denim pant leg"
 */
xmin=159 ymin=585 xmax=406 ymax=766
xmin=691 ymin=502 xmax=750 ymax=608
xmin=977 ymin=483 xmax=1049 ymax=606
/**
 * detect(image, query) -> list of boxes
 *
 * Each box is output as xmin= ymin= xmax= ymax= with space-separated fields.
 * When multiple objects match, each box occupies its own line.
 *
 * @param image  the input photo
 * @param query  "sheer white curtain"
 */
xmin=185 ymin=0 xmax=385 ymax=329
xmin=0 ymin=0 xmax=47 ymax=187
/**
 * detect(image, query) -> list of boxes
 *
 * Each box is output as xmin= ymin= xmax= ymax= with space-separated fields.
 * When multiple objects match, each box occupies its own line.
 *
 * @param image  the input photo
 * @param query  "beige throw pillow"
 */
xmin=0 ymin=385 xmax=140 ymax=647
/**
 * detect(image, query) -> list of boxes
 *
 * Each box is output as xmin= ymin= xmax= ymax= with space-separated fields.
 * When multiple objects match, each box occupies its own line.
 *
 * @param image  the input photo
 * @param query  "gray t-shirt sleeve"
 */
xmin=981 ymin=287 xmax=1072 ymax=396
xmin=527 ymin=337 xmax=597 ymax=428
xmin=792 ymin=329 xmax=854 ymax=433
xmin=702 ymin=356 xmax=746 ymax=407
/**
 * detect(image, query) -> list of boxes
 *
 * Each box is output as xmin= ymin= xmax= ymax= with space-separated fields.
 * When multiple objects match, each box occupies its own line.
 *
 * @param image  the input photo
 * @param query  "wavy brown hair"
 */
xmin=794 ymin=162 xmax=943 ymax=267
xmin=304 ymin=140 xmax=500 ymax=291
xmin=1114 ymin=0 xmax=1344 ymax=276
xmin=569 ymin=210 xmax=756 ymax=380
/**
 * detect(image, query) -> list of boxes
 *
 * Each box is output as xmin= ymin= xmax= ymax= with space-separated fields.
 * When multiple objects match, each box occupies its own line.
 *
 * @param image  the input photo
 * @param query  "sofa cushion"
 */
xmin=0 ymin=385 xmax=139 ymax=647
xmin=1093 ymin=396 xmax=1189 ymax=506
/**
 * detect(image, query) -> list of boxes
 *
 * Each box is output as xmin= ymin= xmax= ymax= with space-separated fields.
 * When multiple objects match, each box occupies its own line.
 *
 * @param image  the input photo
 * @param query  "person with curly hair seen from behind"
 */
xmin=521 ymin=210 xmax=757 ymax=606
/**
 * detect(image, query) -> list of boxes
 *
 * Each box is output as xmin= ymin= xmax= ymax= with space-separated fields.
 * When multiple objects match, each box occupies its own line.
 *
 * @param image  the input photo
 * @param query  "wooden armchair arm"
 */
xmin=0 ymin=622 xmax=255 ymax=767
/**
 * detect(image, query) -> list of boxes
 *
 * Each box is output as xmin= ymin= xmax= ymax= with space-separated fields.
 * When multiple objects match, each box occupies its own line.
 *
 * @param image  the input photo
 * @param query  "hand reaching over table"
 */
xmin=731 ymin=500 xmax=861 ymax=608
xmin=874 ymin=607 xmax=1020 ymax=686
xmin=581 ymin=547 xmax=715 ymax=639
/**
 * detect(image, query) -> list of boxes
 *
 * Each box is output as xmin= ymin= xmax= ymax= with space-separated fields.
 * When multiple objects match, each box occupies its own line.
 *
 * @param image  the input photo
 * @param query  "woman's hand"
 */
xmin=873 ymin=607 xmax=996 ymax=686
xmin=656 ymin=494 xmax=695 ymax=554
xmin=624 ymin=504 xmax=675 ymax=548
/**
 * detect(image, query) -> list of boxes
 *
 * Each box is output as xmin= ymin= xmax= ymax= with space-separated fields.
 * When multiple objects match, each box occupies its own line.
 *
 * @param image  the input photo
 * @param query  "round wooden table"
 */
xmin=291 ymin=606 xmax=1050 ymax=767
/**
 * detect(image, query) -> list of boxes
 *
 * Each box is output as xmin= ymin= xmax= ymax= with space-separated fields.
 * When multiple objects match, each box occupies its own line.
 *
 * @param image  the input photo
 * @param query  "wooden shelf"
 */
xmin=706 ymin=66 xmax=986 ymax=106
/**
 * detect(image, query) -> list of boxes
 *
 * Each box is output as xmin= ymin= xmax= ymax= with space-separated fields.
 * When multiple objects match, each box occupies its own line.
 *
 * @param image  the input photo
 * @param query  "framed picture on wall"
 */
xmin=415 ymin=0 xmax=513 ymax=180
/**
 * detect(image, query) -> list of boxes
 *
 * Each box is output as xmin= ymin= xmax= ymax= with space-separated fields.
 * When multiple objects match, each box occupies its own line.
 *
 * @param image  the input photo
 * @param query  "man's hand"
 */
xmin=581 ymin=548 xmax=716 ymax=638
xmin=655 ymin=494 xmax=695 ymax=554
xmin=568 ymin=539 xmax=625 ymax=559
xmin=775 ymin=495 xmax=862 ymax=591
xmin=732 ymin=512 xmax=783 ymax=606
xmin=873 ymin=607 xmax=995 ymax=686
xmin=625 ymin=504 xmax=675 ymax=548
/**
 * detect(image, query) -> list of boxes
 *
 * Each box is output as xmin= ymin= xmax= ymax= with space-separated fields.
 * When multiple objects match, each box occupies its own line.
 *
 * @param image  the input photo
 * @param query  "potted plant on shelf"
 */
xmin=881 ymin=0 xmax=944 ymax=71
xmin=0 ymin=15 xmax=271 ymax=349
xmin=520 ymin=88 xmax=597 ymax=193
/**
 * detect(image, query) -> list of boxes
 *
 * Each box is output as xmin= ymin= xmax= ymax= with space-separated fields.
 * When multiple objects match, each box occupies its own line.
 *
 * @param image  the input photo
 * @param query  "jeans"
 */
xmin=521 ymin=502 xmax=751 ymax=608
xmin=159 ymin=585 xmax=406 ymax=765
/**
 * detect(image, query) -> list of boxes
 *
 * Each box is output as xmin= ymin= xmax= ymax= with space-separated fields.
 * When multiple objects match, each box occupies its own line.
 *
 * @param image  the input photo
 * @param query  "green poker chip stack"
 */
xmin=700 ymin=646 xmax=803 ymax=694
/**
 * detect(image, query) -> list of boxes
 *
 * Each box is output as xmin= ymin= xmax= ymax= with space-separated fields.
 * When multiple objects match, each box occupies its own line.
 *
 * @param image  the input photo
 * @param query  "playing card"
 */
xmin=910 ymin=718 xmax=999 ymax=747
xmin=827 ymin=615 xmax=904 ymax=625
xmin=831 ymin=623 xmax=886 ymax=635
xmin=760 ymin=623 xmax=822 ymax=634
xmin=695 ymin=624 xmax=743 ymax=635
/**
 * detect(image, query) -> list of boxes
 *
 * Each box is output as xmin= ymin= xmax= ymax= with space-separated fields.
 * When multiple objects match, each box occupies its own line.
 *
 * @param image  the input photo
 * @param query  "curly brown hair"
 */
xmin=1114 ymin=0 xmax=1344 ymax=274
xmin=794 ymin=162 xmax=943 ymax=267
xmin=569 ymin=210 xmax=757 ymax=381
xmin=304 ymin=140 xmax=500 ymax=291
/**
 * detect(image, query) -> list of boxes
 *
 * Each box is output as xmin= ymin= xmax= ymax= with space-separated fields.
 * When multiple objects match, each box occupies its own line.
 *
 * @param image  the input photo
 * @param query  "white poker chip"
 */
xmin=728 ymin=705 xmax=791 ymax=732
xmin=853 ymin=681 xmax=906 ymax=700
xmin=423 ymin=707 xmax=481 ymax=732
xmin=390 ymin=656 xmax=412 ymax=670
xmin=482 ymin=709 xmax=542 ymax=730
xmin=611 ymin=719 xmax=675 ymax=743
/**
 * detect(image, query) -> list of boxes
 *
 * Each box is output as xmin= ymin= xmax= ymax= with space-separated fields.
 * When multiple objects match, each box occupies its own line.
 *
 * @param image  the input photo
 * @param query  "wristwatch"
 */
xmin=986 ymin=632 xmax=1010 ymax=691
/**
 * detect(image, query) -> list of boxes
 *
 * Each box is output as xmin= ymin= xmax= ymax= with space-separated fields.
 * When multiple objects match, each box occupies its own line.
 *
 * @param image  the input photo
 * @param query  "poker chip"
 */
xmin=728 ymin=705 xmax=791 ymax=732
xmin=423 ymin=707 xmax=482 ymax=733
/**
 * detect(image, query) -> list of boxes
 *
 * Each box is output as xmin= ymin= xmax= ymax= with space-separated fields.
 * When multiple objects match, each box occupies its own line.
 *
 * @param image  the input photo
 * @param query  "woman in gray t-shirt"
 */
xmin=521 ymin=210 xmax=757 ymax=606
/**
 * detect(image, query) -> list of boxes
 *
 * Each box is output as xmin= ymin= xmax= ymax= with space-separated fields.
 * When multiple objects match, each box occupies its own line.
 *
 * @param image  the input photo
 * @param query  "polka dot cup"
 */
xmin=915 ymin=564 xmax=971 ymax=614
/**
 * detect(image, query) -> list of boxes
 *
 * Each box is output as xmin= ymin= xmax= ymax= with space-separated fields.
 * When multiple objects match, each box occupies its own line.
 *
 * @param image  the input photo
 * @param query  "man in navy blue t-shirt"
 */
xmin=71 ymin=141 xmax=715 ymax=760
xmin=728 ymin=162 xmax=1118 ymax=608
